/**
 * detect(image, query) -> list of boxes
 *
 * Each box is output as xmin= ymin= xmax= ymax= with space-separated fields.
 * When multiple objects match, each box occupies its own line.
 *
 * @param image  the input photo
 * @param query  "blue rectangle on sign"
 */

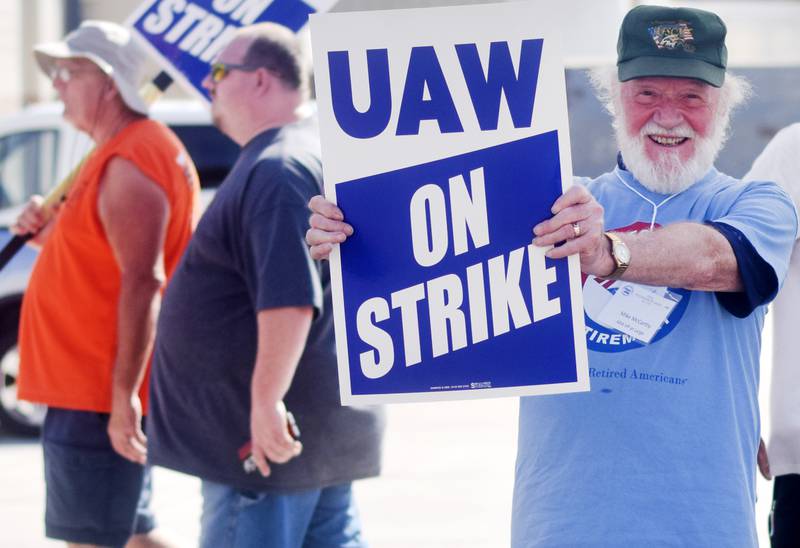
xmin=337 ymin=131 xmax=578 ymax=396
xmin=129 ymin=0 xmax=318 ymax=101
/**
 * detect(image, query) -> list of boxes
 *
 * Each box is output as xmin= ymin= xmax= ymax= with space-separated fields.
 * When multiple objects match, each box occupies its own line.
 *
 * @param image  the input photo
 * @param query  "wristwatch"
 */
xmin=604 ymin=232 xmax=630 ymax=280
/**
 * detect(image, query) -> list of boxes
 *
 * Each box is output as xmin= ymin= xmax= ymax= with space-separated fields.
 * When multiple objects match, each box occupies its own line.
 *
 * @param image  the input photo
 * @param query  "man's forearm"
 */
xmin=112 ymin=273 xmax=163 ymax=400
xmin=251 ymin=308 xmax=313 ymax=405
xmin=614 ymin=222 xmax=743 ymax=291
xmin=246 ymin=307 xmax=312 ymax=475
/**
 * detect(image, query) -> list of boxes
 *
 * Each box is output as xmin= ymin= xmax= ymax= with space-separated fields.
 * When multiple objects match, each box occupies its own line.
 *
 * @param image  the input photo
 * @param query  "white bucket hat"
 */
xmin=33 ymin=20 xmax=148 ymax=115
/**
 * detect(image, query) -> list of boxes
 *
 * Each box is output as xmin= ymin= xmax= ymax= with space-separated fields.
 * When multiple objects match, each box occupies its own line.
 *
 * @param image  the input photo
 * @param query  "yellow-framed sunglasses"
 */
xmin=209 ymin=62 xmax=261 ymax=83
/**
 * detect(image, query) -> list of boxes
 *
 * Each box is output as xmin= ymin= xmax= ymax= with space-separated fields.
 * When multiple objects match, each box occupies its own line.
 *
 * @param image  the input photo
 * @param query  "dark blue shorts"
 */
xmin=42 ymin=408 xmax=156 ymax=547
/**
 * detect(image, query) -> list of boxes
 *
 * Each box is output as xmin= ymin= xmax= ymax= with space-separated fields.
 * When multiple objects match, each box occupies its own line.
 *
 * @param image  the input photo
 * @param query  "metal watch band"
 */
xmin=604 ymin=231 xmax=629 ymax=280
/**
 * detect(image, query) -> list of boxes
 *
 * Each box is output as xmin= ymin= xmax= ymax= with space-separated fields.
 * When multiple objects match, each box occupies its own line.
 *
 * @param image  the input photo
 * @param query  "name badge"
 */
xmin=595 ymin=283 xmax=681 ymax=344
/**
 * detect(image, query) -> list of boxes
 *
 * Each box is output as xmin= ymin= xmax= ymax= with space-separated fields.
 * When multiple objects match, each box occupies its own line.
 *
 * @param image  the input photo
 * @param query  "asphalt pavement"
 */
xmin=0 ymin=397 xmax=517 ymax=548
xmin=0 ymin=385 xmax=775 ymax=547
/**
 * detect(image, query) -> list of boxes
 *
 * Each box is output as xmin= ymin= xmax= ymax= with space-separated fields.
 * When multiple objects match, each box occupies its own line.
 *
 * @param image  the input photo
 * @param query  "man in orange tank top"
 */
xmin=11 ymin=21 xmax=199 ymax=548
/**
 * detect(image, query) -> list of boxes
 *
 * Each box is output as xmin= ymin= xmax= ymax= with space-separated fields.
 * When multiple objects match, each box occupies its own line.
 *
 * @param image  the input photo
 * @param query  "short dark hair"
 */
xmin=236 ymin=23 xmax=306 ymax=92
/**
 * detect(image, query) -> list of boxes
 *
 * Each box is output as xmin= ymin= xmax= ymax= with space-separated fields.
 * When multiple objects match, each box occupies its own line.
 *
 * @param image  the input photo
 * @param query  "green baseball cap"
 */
xmin=617 ymin=5 xmax=727 ymax=87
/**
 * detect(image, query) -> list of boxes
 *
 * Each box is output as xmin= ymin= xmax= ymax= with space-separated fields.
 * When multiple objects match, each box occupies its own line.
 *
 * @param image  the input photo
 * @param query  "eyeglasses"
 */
xmin=208 ymin=62 xmax=261 ymax=83
xmin=48 ymin=65 xmax=98 ymax=83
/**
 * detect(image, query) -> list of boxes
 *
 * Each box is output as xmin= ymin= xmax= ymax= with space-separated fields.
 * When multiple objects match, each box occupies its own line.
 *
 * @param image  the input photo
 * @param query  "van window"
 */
xmin=0 ymin=130 xmax=58 ymax=208
xmin=170 ymin=125 xmax=239 ymax=189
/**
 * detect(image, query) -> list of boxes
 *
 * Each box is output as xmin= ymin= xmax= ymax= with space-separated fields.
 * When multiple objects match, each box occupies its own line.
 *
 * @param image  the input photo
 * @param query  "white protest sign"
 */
xmin=311 ymin=1 xmax=589 ymax=404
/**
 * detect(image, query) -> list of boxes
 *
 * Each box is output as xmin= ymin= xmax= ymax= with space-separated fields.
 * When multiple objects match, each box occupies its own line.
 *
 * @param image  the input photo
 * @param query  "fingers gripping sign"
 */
xmin=249 ymin=399 xmax=302 ymax=477
xmin=306 ymin=195 xmax=353 ymax=261
xmin=11 ymin=195 xmax=59 ymax=236
xmin=532 ymin=185 xmax=612 ymax=276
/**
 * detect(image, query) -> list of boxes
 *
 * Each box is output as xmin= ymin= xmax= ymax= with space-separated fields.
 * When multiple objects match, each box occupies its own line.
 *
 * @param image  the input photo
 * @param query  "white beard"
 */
xmin=616 ymin=119 xmax=726 ymax=195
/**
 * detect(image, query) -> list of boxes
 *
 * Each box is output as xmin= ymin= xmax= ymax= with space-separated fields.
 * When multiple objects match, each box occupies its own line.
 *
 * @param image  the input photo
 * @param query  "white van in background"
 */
xmin=0 ymin=100 xmax=239 ymax=435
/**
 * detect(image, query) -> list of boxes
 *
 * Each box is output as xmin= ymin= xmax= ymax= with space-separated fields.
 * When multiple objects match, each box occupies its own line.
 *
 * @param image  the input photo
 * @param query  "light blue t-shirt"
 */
xmin=511 ymin=166 xmax=798 ymax=547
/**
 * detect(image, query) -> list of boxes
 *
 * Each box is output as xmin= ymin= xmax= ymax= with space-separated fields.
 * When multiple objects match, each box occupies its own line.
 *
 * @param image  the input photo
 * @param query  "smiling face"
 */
xmin=621 ymin=77 xmax=719 ymax=164
xmin=614 ymin=76 xmax=729 ymax=194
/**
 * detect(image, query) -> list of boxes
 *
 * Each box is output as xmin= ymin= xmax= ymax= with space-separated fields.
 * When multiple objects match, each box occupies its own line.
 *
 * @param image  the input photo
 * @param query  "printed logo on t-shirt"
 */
xmin=583 ymin=222 xmax=691 ymax=353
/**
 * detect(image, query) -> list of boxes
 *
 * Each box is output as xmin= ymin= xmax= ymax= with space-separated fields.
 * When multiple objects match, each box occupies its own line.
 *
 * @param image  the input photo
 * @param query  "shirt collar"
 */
xmin=616 ymin=151 xmax=628 ymax=171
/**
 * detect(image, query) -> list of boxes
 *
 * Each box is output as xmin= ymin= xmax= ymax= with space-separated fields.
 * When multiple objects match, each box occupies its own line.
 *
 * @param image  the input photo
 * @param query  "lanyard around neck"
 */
xmin=614 ymin=171 xmax=684 ymax=230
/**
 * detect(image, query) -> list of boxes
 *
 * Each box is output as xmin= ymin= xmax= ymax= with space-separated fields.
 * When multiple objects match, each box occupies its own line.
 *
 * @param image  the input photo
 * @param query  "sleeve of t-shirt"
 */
xmin=708 ymin=221 xmax=773 ymax=318
xmin=744 ymin=124 xmax=800 ymax=241
xmin=240 ymin=160 xmax=323 ymax=314
xmin=710 ymin=180 xmax=798 ymax=317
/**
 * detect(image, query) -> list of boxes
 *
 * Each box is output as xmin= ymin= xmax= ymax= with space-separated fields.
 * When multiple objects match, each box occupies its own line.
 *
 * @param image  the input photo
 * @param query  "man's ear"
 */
xmin=101 ymin=77 xmax=117 ymax=102
xmin=255 ymin=67 xmax=272 ymax=95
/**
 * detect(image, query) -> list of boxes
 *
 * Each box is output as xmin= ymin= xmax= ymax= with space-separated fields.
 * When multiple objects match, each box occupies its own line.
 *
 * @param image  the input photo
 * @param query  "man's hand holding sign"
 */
xmin=533 ymin=185 xmax=608 ymax=272
xmin=307 ymin=194 xmax=352 ymax=259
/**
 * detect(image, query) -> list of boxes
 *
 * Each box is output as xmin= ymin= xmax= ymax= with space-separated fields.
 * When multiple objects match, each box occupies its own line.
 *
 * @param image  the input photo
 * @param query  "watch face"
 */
xmin=613 ymin=242 xmax=631 ymax=264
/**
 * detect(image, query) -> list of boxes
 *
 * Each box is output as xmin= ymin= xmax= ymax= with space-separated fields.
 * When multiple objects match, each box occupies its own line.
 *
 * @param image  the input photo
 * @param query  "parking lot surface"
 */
xmin=0 ymin=390 xmax=773 ymax=547
xmin=0 ymin=397 xmax=517 ymax=547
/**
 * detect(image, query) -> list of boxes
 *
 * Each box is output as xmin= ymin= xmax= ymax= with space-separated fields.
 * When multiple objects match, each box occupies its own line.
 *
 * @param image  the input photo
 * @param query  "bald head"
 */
xmin=234 ymin=23 xmax=308 ymax=97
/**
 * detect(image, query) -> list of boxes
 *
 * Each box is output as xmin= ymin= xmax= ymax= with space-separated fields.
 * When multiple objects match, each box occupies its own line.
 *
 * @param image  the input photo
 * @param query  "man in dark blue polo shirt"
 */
xmin=148 ymin=23 xmax=385 ymax=548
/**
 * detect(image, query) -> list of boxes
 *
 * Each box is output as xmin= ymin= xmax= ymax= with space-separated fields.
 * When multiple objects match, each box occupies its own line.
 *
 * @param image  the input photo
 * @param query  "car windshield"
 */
xmin=0 ymin=130 xmax=58 ymax=208
xmin=170 ymin=125 xmax=239 ymax=189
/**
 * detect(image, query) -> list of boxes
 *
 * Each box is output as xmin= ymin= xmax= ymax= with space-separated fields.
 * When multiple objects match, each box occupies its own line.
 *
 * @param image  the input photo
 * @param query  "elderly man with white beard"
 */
xmin=306 ymin=5 xmax=798 ymax=546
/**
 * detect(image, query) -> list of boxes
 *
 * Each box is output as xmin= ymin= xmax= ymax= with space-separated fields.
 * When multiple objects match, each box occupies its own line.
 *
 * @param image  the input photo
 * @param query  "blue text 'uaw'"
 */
xmin=327 ymin=39 xmax=544 ymax=139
